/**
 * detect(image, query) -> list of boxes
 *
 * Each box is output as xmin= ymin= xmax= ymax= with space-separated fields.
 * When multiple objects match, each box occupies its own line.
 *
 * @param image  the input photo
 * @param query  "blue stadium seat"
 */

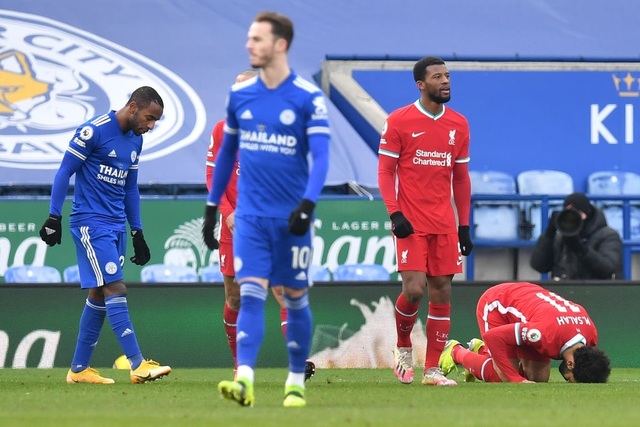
xmin=140 ymin=264 xmax=199 ymax=283
xmin=63 ymin=265 xmax=80 ymax=283
xmin=517 ymin=169 xmax=574 ymax=240
xmin=199 ymin=264 xmax=224 ymax=283
xmin=332 ymin=263 xmax=390 ymax=282
xmin=588 ymin=171 xmax=640 ymax=195
xmin=309 ymin=264 xmax=332 ymax=282
xmin=588 ymin=171 xmax=640 ymax=239
xmin=4 ymin=265 xmax=62 ymax=283
xmin=469 ymin=170 xmax=520 ymax=240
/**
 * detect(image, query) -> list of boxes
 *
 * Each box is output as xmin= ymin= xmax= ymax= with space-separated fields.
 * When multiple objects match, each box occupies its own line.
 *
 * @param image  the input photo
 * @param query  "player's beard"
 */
xmin=130 ymin=113 xmax=145 ymax=136
xmin=249 ymin=47 xmax=275 ymax=69
xmin=428 ymin=90 xmax=450 ymax=104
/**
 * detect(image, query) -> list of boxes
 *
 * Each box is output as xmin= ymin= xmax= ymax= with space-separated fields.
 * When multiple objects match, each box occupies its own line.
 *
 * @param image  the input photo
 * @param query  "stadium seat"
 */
xmin=140 ymin=264 xmax=199 ymax=283
xmin=63 ymin=265 xmax=80 ymax=283
xmin=517 ymin=169 xmax=574 ymax=240
xmin=587 ymin=171 xmax=640 ymax=239
xmin=309 ymin=264 xmax=332 ymax=282
xmin=588 ymin=171 xmax=640 ymax=195
xmin=469 ymin=170 xmax=520 ymax=240
xmin=199 ymin=264 xmax=224 ymax=283
xmin=332 ymin=263 xmax=390 ymax=282
xmin=4 ymin=265 xmax=62 ymax=283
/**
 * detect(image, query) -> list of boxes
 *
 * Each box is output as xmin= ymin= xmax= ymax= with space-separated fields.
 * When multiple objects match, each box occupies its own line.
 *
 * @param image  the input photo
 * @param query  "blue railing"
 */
xmin=467 ymin=194 xmax=640 ymax=280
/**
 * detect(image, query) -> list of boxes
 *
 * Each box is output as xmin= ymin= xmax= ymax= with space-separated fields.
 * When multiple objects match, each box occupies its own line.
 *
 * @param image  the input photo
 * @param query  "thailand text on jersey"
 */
xmin=66 ymin=111 xmax=142 ymax=230
xmin=379 ymin=101 xmax=470 ymax=233
xmin=223 ymin=72 xmax=330 ymax=219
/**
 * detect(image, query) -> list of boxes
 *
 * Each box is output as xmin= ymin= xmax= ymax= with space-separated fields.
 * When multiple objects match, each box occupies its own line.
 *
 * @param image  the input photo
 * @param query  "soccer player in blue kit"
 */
xmin=202 ymin=11 xmax=330 ymax=408
xmin=39 ymin=86 xmax=171 ymax=384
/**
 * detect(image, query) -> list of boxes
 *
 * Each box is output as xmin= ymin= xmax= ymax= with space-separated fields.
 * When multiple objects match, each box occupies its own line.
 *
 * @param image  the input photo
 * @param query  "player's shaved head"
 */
xmin=127 ymin=86 xmax=164 ymax=109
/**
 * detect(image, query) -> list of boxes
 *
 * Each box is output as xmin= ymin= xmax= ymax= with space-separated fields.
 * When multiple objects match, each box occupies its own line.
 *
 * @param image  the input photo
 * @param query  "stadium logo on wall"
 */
xmin=0 ymin=11 xmax=206 ymax=169
xmin=163 ymin=218 xmax=217 ymax=270
xmin=612 ymin=73 xmax=640 ymax=98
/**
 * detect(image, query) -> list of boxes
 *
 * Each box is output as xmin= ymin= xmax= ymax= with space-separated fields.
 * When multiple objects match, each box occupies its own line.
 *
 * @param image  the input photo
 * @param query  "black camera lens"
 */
xmin=556 ymin=208 xmax=583 ymax=237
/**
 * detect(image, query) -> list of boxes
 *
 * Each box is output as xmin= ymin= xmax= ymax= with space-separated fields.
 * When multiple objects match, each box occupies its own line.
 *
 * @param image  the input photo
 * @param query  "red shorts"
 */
xmin=217 ymin=241 xmax=235 ymax=276
xmin=394 ymin=232 xmax=462 ymax=276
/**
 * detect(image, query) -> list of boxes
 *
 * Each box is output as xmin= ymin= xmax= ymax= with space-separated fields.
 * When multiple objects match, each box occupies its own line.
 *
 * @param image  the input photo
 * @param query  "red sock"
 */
xmin=395 ymin=293 xmax=419 ymax=347
xmin=457 ymin=347 xmax=502 ymax=382
xmin=223 ymin=302 xmax=239 ymax=369
xmin=425 ymin=302 xmax=450 ymax=369
xmin=280 ymin=306 xmax=288 ymax=337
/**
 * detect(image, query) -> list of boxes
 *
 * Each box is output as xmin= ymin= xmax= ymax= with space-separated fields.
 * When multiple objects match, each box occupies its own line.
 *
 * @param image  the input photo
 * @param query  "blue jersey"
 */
xmin=209 ymin=72 xmax=330 ymax=219
xmin=51 ymin=111 xmax=142 ymax=231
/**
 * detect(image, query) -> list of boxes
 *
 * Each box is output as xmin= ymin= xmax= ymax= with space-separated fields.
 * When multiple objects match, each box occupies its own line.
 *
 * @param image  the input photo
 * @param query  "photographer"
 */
xmin=530 ymin=192 xmax=623 ymax=280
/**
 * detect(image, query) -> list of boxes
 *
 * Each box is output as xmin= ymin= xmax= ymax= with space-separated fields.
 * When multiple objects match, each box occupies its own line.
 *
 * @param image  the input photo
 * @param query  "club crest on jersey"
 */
xmin=448 ymin=129 xmax=456 ymax=145
xmin=280 ymin=109 xmax=296 ymax=125
xmin=130 ymin=151 xmax=137 ymax=163
xmin=0 ymin=10 xmax=205 ymax=170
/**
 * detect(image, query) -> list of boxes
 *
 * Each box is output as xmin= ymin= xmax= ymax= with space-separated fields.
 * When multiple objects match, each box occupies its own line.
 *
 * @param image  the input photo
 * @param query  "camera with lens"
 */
xmin=555 ymin=208 xmax=583 ymax=237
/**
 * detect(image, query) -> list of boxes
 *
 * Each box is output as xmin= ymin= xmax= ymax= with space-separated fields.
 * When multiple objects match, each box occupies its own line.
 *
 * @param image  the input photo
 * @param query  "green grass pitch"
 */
xmin=1 ymin=368 xmax=639 ymax=427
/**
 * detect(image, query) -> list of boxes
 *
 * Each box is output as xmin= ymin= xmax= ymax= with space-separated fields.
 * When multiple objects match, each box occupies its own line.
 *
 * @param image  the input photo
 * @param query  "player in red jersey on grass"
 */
xmin=378 ymin=56 xmax=473 ymax=386
xmin=439 ymin=282 xmax=610 ymax=383
xmin=205 ymin=70 xmax=314 ymax=382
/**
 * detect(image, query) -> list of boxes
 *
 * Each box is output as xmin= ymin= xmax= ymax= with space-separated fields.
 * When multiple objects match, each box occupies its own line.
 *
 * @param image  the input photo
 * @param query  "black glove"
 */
xmin=202 ymin=205 xmax=219 ymax=250
xmin=563 ymin=235 xmax=588 ymax=256
xmin=39 ymin=214 xmax=62 ymax=246
xmin=545 ymin=211 xmax=561 ymax=238
xmin=458 ymin=225 xmax=474 ymax=256
xmin=288 ymin=199 xmax=315 ymax=236
xmin=130 ymin=229 xmax=151 ymax=265
xmin=390 ymin=211 xmax=414 ymax=238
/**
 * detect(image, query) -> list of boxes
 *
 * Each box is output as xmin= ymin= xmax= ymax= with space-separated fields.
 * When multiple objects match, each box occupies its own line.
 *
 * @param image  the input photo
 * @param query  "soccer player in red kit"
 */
xmin=205 ymin=70 xmax=314 ymax=381
xmin=378 ymin=56 xmax=473 ymax=386
xmin=439 ymin=282 xmax=611 ymax=383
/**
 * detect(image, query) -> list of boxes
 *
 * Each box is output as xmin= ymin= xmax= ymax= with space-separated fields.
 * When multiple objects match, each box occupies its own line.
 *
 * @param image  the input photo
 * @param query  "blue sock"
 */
xmin=283 ymin=292 xmax=312 ymax=373
xmin=105 ymin=294 xmax=143 ymax=369
xmin=71 ymin=298 xmax=106 ymax=373
xmin=236 ymin=282 xmax=268 ymax=369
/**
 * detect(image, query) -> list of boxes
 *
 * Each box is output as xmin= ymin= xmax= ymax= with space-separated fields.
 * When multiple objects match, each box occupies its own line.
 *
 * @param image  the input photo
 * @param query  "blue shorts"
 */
xmin=71 ymin=226 xmax=126 ymax=288
xmin=233 ymin=215 xmax=312 ymax=289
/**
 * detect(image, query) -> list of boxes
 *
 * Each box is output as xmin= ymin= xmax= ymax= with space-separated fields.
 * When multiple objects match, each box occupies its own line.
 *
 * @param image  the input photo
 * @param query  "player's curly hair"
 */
xmin=413 ymin=56 xmax=445 ymax=82
xmin=572 ymin=346 xmax=611 ymax=383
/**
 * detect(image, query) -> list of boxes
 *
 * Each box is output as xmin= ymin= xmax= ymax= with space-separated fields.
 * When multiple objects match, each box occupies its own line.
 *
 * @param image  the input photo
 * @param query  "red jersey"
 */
xmin=478 ymin=282 xmax=599 ymax=382
xmin=378 ymin=101 xmax=471 ymax=233
xmin=206 ymin=119 xmax=239 ymax=243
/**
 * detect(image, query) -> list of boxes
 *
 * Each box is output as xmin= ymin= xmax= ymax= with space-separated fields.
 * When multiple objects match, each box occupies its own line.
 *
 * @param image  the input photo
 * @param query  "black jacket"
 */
xmin=530 ymin=207 xmax=623 ymax=280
